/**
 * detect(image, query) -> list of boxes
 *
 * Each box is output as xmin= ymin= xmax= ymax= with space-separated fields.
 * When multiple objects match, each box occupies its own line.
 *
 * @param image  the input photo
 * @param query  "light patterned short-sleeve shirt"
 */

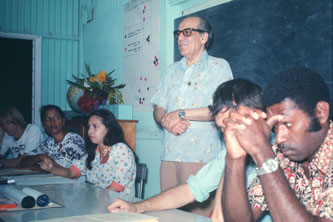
xmin=151 ymin=50 xmax=233 ymax=163
xmin=70 ymin=142 xmax=136 ymax=196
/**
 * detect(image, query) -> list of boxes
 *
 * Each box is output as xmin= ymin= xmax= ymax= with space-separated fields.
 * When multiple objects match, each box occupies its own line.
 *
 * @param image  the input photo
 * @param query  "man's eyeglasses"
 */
xmin=173 ymin=28 xmax=206 ymax=38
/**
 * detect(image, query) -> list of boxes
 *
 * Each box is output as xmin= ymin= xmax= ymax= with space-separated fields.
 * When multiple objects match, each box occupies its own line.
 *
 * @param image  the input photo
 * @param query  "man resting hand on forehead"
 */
xmin=222 ymin=67 xmax=333 ymax=222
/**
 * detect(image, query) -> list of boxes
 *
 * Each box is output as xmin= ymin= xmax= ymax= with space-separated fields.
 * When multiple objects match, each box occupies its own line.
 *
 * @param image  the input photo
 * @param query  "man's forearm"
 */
xmin=222 ymin=156 xmax=254 ymax=222
xmin=258 ymin=168 xmax=317 ymax=221
xmin=251 ymin=147 xmax=321 ymax=221
xmin=153 ymin=106 xmax=166 ymax=126
xmin=2 ymin=156 xmax=24 ymax=168
xmin=182 ymin=107 xmax=213 ymax=121
xmin=49 ymin=165 xmax=75 ymax=178
xmin=211 ymin=172 xmax=225 ymax=222
xmin=135 ymin=184 xmax=195 ymax=213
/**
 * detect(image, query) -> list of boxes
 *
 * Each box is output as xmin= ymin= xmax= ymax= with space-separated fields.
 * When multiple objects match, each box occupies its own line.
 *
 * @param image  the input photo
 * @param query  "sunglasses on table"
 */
xmin=173 ymin=28 xmax=206 ymax=38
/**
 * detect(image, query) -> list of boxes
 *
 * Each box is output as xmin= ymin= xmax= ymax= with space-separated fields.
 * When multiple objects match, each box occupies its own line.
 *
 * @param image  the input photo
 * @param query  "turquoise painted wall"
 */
xmin=0 ymin=0 xmax=81 ymax=110
xmin=0 ymin=0 xmax=223 ymax=199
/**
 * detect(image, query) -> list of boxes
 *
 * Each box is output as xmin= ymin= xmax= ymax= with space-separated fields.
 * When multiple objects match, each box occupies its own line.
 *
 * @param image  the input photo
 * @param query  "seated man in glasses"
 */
xmin=150 ymin=16 xmax=233 ymax=216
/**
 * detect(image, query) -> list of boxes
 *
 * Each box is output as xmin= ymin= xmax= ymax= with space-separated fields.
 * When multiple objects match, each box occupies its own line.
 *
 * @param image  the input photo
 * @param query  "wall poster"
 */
xmin=123 ymin=0 xmax=160 ymax=112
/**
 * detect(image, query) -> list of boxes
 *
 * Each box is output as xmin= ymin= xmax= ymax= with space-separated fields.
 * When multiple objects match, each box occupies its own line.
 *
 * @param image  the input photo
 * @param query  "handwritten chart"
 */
xmin=123 ymin=0 xmax=160 ymax=112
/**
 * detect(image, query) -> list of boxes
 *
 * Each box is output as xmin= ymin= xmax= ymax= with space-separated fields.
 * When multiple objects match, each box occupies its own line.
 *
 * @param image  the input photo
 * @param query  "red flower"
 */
xmin=77 ymin=92 xmax=99 ymax=113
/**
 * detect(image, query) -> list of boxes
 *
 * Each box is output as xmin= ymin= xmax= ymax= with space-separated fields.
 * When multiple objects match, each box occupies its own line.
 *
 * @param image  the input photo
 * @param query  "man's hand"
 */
xmin=161 ymin=109 xmax=183 ymax=129
xmin=228 ymin=106 xmax=282 ymax=159
xmin=161 ymin=110 xmax=190 ymax=135
xmin=170 ymin=120 xmax=190 ymax=136
xmin=107 ymin=198 xmax=138 ymax=213
xmin=223 ymin=116 xmax=247 ymax=159
xmin=40 ymin=155 xmax=55 ymax=171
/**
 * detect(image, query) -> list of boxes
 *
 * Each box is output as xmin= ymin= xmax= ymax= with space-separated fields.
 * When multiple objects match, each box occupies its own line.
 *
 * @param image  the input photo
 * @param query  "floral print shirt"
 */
xmin=30 ymin=132 xmax=85 ymax=168
xmin=70 ymin=142 xmax=136 ymax=196
xmin=151 ymin=50 xmax=233 ymax=163
xmin=248 ymin=122 xmax=333 ymax=220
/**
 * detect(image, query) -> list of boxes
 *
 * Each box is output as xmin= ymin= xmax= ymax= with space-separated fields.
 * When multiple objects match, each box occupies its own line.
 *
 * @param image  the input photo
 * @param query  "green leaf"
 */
xmin=66 ymin=80 xmax=89 ymax=91
xmin=85 ymin=63 xmax=93 ymax=77
xmin=107 ymin=69 xmax=115 ymax=76
xmin=71 ymin=74 xmax=83 ymax=82
xmin=67 ymin=64 xmax=126 ymax=104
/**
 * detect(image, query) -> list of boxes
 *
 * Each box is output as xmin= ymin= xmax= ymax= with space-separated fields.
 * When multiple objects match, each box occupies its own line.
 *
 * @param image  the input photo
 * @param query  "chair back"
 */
xmin=135 ymin=163 xmax=147 ymax=199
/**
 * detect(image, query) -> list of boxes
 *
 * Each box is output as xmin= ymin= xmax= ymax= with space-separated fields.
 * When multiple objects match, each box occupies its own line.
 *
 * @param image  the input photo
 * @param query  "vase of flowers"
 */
xmin=67 ymin=63 xmax=126 ymax=114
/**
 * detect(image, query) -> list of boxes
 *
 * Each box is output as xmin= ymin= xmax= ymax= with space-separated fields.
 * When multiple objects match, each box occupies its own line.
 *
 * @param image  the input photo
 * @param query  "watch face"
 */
xmin=178 ymin=110 xmax=185 ymax=118
xmin=258 ymin=158 xmax=279 ymax=176
xmin=267 ymin=159 xmax=278 ymax=170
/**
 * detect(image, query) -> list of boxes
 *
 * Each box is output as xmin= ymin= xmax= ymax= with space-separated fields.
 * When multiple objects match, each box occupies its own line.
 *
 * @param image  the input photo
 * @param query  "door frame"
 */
xmin=0 ymin=32 xmax=42 ymax=127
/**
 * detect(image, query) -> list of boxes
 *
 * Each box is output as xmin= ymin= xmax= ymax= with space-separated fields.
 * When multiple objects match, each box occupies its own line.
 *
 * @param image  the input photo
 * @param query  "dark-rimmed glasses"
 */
xmin=173 ymin=28 xmax=206 ymax=38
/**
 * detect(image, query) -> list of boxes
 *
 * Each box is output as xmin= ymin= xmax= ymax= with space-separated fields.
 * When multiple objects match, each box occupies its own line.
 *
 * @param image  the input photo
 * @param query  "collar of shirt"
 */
xmin=96 ymin=146 xmax=113 ymax=157
xmin=310 ymin=121 xmax=333 ymax=176
xmin=179 ymin=50 xmax=209 ymax=70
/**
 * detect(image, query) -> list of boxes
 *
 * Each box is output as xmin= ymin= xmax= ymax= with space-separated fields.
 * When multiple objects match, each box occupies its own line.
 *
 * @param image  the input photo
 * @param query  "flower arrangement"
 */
xmin=67 ymin=63 xmax=126 ymax=113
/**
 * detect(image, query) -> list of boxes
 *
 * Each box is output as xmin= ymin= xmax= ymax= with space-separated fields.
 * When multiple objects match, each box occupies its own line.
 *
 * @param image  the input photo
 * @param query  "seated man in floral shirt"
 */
xmin=222 ymin=67 xmax=332 ymax=221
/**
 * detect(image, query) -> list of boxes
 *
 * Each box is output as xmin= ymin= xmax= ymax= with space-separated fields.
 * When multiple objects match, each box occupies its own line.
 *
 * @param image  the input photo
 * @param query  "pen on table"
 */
xmin=0 ymin=179 xmax=15 ymax=185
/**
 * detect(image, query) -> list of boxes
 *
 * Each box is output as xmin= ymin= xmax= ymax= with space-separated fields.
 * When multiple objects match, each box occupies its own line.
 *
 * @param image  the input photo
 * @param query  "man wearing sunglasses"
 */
xmin=150 ymin=16 xmax=233 ymax=216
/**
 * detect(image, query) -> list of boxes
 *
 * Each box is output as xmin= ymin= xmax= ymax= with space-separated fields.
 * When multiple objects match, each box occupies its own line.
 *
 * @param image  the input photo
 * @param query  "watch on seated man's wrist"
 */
xmin=256 ymin=158 xmax=279 ymax=176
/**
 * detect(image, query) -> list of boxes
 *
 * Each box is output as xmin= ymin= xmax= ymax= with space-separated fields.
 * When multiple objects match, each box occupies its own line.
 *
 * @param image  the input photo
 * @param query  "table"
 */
xmin=0 ymin=182 xmax=210 ymax=222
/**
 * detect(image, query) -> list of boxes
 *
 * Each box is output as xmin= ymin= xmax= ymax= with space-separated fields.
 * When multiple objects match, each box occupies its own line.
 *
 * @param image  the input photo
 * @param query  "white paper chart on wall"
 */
xmin=123 ymin=0 xmax=160 ymax=112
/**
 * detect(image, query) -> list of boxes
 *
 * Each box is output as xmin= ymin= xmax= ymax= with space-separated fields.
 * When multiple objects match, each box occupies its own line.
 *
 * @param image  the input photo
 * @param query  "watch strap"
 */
xmin=256 ymin=158 xmax=279 ymax=176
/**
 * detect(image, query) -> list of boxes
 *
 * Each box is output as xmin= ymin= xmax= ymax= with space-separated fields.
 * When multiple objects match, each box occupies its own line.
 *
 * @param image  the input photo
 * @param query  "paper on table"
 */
xmin=35 ymin=212 xmax=158 ymax=222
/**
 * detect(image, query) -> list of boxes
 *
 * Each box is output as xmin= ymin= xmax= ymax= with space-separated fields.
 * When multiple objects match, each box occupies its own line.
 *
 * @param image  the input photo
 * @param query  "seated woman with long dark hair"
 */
xmin=40 ymin=109 xmax=136 ymax=196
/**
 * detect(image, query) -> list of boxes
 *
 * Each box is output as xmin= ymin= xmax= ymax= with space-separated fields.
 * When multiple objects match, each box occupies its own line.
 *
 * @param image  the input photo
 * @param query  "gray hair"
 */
xmin=197 ymin=17 xmax=213 ymax=49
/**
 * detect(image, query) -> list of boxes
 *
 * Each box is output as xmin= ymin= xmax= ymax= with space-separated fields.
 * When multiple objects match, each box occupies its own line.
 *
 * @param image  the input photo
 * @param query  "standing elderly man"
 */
xmin=151 ymin=16 xmax=233 ymax=216
xmin=222 ymin=68 xmax=333 ymax=221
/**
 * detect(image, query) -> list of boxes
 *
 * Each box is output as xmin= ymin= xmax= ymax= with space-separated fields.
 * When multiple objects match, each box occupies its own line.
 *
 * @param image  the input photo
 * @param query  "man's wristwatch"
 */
xmin=178 ymin=109 xmax=186 ymax=119
xmin=256 ymin=158 xmax=279 ymax=176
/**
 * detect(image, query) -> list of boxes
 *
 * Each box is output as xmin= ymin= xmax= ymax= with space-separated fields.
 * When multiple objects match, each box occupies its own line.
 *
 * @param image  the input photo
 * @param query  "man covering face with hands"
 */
xmin=222 ymin=67 xmax=332 ymax=222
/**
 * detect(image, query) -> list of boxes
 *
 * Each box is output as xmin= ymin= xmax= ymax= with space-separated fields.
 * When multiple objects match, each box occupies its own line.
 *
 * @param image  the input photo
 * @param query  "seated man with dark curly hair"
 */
xmin=222 ymin=67 xmax=332 ymax=222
